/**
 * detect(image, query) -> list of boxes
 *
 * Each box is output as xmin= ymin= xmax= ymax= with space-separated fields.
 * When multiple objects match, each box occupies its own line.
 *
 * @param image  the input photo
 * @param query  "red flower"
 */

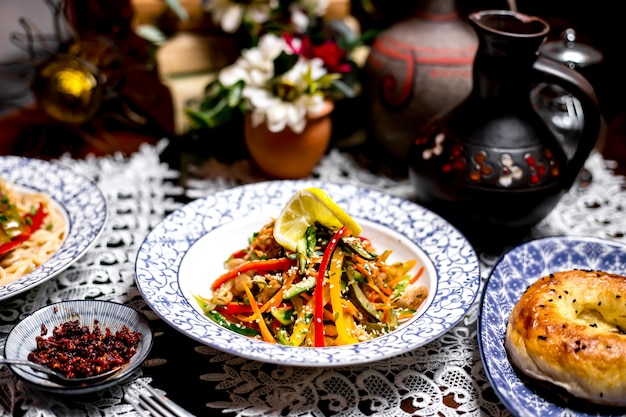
xmin=310 ymin=41 xmax=352 ymax=73
xmin=283 ymin=34 xmax=352 ymax=74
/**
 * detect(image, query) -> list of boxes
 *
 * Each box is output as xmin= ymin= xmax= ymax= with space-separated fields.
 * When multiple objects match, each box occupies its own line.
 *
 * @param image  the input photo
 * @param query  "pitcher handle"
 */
xmin=532 ymin=55 xmax=601 ymax=188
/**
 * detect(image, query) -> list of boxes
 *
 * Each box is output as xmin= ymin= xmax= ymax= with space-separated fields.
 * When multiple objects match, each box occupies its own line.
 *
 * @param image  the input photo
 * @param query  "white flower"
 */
xmin=219 ymin=33 xmax=287 ymax=87
xmin=246 ymin=87 xmax=325 ymax=133
xmin=289 ymin=0 xmax=328 ymax=33
xmin=241 ymin=56 xmax=328 ymax=133
xmin=203 ymin=0 xmax=275 ymax=33
xmin=289 ymin=8 xmax=310 ymax=34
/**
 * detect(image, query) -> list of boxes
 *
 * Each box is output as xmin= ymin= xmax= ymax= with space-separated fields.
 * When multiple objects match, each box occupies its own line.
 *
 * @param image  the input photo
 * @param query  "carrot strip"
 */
xmin=398 ymin=311 xmax=416 ymax=320
xmin=387 ymin=260 xmax=418 ymax=288
xmin=242 ymin=284 xmax=276 ymax=343
xmin=323 ymin=324 xmax=338 ymax=337
xmin=260 ymin=272 xmax=297 ymax=313
xmin=409 ymin=265 xmax=425 ymax=285
xmin=365 ymin=281 xmax=389 ymax=302
xmin=343 ymin=300 xmax=360 ymax=317
xmin=355 ymin=256 xmax=393 ymax=296
xmin=354 ymin=263 xmax=373 ymax=283
xmin=378 ymin=282 xmax=393 ymax=297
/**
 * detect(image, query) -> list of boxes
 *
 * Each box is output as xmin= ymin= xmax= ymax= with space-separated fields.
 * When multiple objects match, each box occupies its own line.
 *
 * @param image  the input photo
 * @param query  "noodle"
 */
xmin=0 ymin=179 xmax=66 ymax=286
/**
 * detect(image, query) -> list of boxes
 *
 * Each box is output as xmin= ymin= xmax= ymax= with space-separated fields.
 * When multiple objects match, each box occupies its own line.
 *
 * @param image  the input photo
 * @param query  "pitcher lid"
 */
xmin=540 ymin=28 xmax=603 ymax=68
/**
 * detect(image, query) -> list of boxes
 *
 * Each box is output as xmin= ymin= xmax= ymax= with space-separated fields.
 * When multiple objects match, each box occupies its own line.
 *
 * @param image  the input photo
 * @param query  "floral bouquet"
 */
xmin=186 ymin=0 xmax=360 ymax=135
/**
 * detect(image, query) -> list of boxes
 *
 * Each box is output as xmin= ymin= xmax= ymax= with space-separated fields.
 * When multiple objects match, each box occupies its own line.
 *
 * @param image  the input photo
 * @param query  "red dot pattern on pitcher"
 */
xmin=525 ymin=153 xmax=545 ymax=184
xmin=468 ymin=151 xmax=493 ymax=182
xmin=544 ymin=148 xmax=560 ymax=177
xmin=442 ymin=143 xmax=465 ymax=173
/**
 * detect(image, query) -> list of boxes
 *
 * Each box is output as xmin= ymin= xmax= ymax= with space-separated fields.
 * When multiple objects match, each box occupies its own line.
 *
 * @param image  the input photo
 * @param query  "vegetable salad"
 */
xmin=195 ymin=220 xmax=428 ymax=347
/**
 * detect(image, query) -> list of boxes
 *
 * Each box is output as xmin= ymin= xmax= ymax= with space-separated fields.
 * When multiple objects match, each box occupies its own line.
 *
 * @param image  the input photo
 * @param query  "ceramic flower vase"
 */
xmin=244 ymin=101 xmax=334 ymax=179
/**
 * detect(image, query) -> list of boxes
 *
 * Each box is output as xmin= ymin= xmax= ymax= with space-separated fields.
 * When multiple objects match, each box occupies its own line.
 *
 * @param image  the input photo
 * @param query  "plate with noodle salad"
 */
xmin=0 ymin=156 xmax=107 ymax=301
xmin=135 ymin=180 xmax=480 ymax=366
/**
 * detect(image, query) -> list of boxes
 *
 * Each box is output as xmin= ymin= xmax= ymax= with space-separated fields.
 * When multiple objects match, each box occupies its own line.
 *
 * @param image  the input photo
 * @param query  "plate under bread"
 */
xmin=478 ymin=235 xmax=626 ymax=417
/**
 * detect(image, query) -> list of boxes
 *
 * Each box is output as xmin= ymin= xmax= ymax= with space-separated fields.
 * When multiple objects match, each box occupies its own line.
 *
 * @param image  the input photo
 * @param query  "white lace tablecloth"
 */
xmin=1 ymin=140 xmax=625 ymax=417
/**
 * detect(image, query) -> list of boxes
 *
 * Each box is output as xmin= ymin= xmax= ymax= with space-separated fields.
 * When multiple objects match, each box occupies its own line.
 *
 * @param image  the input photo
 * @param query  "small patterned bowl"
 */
xmin=4 ymin=300 xmax=153 ymax=395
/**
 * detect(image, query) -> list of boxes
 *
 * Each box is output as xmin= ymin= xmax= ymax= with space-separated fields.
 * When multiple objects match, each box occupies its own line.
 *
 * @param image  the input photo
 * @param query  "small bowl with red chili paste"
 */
xmin=3 ymin=300 xmax=153 ymax=394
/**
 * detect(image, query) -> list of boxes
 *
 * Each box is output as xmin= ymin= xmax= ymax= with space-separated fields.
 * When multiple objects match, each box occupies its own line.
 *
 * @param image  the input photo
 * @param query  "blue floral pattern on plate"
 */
xmin=135 ymin=180 xmax=480 ymax=366
xmin=479 ymin=236 xmax=626 ymax=417
xmin=0 ymin=156 xmax=108 ymax=301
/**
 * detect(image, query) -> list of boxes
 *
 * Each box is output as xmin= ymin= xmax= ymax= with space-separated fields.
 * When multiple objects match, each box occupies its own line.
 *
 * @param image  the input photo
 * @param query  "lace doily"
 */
xmin=1 ymin=141 xmax=625 ymax=417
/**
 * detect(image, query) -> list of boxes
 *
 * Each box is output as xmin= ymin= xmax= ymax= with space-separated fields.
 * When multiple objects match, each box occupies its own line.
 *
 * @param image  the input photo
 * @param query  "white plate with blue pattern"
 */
xmin=0 ymin=156 xmax=108 ymax=301
xmin=479 ymin=236 xmax=626 ymax=417
xmin=135 ymin=180 xmax=480 ymax=366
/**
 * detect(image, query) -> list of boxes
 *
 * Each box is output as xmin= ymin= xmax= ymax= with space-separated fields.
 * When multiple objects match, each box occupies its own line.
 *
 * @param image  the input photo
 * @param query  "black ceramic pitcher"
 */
xmin=408 ymin=10 xmax=601 ymax=251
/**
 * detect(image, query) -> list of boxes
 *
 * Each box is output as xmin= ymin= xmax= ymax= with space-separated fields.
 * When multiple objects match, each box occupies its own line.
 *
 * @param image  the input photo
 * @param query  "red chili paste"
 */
xmin=27 ymin=319 xmax=142 ymax=379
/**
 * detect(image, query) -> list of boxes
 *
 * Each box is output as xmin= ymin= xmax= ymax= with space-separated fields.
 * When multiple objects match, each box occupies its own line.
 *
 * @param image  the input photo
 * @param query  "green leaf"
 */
xmin=204 ymin=79 xmax=223 ymax=94
xmin=185 ymin=77 xmax=247 ymax=131
xmin=184 ymin=108 xmax=216 ymax=130
xmin=227 ymin=80 xmax=245 ymax=107
xmin=316 ymin=73 xmax=340 ymax=89
xmin=185 ymin=95 xmax=236 ymax=129
xmin=330 ymin=78 xmax=356 ymax=99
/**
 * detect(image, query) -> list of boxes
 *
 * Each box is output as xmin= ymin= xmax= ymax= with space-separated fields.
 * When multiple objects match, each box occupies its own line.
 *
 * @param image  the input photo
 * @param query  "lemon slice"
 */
xmin=273 ymin=188 xmax=362 ymax=252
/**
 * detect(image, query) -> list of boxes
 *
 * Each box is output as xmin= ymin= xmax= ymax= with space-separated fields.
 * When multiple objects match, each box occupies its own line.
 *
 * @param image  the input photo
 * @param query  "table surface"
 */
xmin=1 ymin=139 xmax=626 ymax=417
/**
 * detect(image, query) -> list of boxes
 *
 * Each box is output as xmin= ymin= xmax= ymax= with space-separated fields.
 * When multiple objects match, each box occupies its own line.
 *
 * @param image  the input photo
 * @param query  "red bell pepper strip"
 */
xmin=211 ymin=258 xmax=296 ymax=290
xmin=313 ymin=226 xmax=346 ymax=347
xmin=216 ymin=301 xmax=289 ymax=316
xmin=0 ymin=203 xmax=47 ymax=257
xmin=0 ymin=240 xmax=24 ymax=257
xmin=230 ymin=249 xmax=248 ymax=259
xmin=215 ymin=302 xmax=262 ymax=315
xmin=25 ymin=202 xmax=47 ymax=231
